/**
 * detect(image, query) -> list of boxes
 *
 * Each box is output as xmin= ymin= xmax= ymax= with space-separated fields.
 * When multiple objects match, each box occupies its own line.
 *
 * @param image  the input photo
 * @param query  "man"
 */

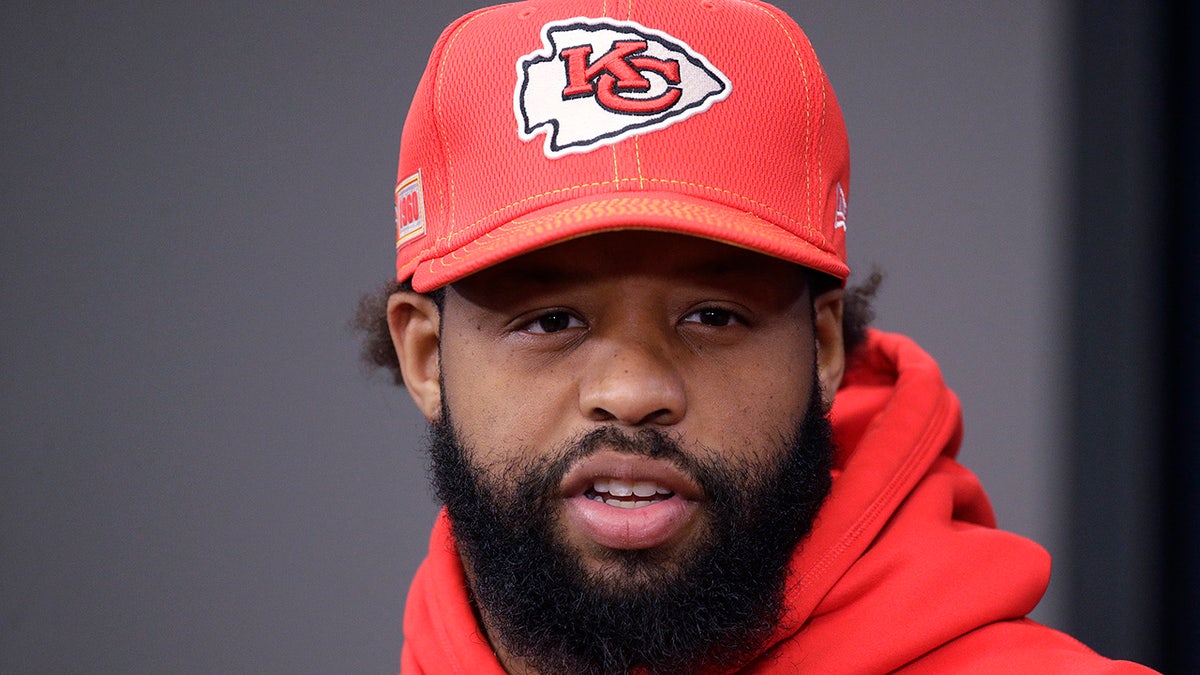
xmin=356 ymin=0 xmax=1157 ymax=672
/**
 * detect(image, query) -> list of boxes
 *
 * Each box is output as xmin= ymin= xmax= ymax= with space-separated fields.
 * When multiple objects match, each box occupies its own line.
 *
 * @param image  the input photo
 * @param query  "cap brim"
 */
xmin=406 ymin=191 xmax=848 ymax=291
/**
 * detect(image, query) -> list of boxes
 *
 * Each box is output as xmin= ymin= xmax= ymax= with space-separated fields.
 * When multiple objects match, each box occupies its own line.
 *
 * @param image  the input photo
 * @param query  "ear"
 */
xmin=386 ymin=290 xmax=442 ymax=422
xmin=813 ymin=286 xmax=845 ymax=412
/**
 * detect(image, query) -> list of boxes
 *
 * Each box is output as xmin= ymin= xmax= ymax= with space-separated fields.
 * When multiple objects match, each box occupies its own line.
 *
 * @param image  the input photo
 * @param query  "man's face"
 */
xmin=390 ymin=231 xmax=844 ymax=673
xmin=440 ymin=231 xmax=822 ymax=567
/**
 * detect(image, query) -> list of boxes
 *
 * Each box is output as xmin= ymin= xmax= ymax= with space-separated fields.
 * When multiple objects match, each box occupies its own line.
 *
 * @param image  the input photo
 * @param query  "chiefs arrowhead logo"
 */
xmin=515 ymin=18 xmax=732 ymax=158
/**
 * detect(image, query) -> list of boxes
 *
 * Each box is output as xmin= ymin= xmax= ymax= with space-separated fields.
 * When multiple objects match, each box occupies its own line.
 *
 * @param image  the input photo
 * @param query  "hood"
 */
xmin=738 ymin=329 xmax=1050 ymax=672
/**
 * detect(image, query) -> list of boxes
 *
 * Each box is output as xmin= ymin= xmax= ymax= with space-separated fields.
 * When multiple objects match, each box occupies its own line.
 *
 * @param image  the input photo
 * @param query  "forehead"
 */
xmin=448 ymin=230 xmax=810 ymax=296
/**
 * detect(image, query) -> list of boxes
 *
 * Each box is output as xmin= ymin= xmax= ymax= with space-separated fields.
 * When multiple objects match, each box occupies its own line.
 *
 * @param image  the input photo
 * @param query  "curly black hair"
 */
xmin=352 ymin=270 xmax=881 ymax=387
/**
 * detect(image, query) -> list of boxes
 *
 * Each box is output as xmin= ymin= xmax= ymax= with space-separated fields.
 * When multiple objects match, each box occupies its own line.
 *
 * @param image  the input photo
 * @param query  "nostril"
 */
xmin=590 ymin=406 xmax=618 ymax=423
xmin=642 ymin=408 xmax=676 ymax=426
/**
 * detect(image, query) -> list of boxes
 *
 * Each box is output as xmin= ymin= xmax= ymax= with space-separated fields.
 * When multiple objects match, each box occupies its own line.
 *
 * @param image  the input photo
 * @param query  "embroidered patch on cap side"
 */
xmin=515 ymin=18 xmax=732 ymax=159
xmin=394 ymin=171 xmax=426 ymax=249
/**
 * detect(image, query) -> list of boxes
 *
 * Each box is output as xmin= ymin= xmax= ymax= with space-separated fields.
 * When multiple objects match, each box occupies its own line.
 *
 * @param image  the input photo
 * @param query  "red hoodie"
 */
xmin=399 ymin=331 xmax=1156 ymax=674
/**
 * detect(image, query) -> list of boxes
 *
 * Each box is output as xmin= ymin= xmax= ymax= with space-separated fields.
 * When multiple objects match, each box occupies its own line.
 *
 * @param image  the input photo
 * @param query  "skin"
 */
xmin=387 ymin=230 xmax=845 ymax=673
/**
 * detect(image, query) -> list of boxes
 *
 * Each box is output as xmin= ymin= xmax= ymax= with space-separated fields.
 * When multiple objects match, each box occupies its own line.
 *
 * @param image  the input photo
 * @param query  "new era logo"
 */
xmin=515 ymin=18 xmax=732 ymax=158
xmin=835 ymin=183 xmax=848 ymax=230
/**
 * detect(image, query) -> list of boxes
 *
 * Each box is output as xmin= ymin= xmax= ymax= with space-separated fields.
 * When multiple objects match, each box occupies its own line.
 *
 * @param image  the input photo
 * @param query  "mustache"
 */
xmin=572 ymin=426 xmax=692 ymax=462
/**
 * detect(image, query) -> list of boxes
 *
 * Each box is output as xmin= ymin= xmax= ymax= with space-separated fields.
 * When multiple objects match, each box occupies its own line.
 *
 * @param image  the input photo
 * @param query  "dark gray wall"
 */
xmin=3 ymin=2 xmax=1151 ymax=672
xmin=1066 ymin=1 xmax=1173 ymax=668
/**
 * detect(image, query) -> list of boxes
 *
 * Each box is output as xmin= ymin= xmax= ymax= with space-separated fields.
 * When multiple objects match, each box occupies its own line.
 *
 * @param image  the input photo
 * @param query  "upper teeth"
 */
xmin=592 ymin=479 xmax=672 ymax=498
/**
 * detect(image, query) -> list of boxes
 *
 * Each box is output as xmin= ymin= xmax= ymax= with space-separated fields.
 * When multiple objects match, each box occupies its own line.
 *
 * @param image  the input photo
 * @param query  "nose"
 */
xmin=578 ymin=333 xmax=687 ymax=427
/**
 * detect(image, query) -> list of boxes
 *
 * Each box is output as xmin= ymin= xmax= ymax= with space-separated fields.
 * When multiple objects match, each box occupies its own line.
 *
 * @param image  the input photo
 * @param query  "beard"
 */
xmin=426 ymin=382 xmax=835 ymax=675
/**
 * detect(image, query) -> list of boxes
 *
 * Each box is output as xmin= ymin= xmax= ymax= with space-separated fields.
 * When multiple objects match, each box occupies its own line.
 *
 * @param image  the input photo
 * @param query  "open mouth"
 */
xmin=585 ymin=478 xmax=675 ymax=508
xmin=562 ymin=453 xmax=699 ymax=550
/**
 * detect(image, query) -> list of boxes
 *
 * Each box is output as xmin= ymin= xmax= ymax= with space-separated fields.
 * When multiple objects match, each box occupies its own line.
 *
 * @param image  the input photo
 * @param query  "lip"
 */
xmin=560 ymin=450 xmax=703 ymax=550
xmin=559 ymin=451 xmax=703 ymax=499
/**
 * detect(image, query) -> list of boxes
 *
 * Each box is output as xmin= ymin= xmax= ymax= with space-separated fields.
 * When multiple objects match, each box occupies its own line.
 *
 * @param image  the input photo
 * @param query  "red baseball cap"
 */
xmin=394 ymin=0 xmax=850 ymax=292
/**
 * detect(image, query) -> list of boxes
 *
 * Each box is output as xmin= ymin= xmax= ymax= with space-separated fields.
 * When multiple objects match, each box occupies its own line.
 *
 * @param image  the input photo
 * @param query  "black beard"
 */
xmin=426 ymin=386 xmax=834 ymax=675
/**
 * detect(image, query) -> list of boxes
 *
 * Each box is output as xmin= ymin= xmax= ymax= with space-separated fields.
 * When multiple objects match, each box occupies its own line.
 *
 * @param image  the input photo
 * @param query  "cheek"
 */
xmin=439 ymin=336 xmax=578 ymax=467
xmin=689 ymin=334 xmax=815 ymax=451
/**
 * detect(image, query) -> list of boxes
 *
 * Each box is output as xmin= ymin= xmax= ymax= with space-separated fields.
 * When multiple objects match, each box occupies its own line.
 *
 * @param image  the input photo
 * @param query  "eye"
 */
xmin=522 ymin=310 xmax=585 ymax=334
xmin=682 ymin=307 xmax=745 ymax=327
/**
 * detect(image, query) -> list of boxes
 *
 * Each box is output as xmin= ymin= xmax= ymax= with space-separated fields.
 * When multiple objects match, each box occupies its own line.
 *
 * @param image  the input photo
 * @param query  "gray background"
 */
xmin=1 ymin=1 xmax=1147 ymax=672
